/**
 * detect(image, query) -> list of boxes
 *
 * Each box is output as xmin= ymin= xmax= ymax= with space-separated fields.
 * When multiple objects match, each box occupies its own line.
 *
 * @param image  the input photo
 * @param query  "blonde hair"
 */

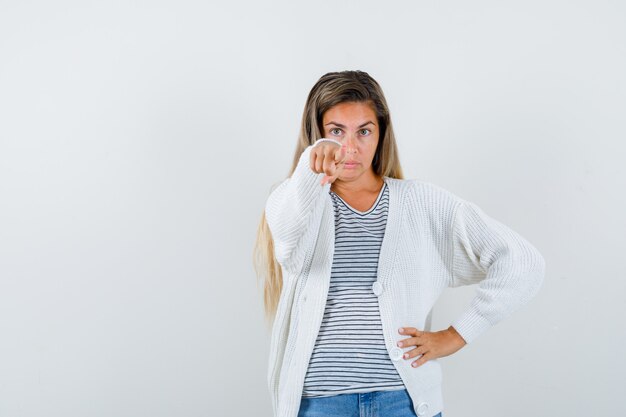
xmin=253 ymin=70 xmax=405 ymax=326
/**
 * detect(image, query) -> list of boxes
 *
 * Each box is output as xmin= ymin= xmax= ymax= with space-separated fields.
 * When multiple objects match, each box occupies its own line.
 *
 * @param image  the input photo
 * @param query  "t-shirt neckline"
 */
xmin=330 ymin=179 xmax=387 ymax=216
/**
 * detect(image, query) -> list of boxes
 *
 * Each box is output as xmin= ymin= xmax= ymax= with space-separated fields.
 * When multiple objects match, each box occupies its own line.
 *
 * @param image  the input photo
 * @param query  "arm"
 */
xmin=264 ymin=139 xmax=341 ymax=273
xmin=449 ymin=200 xmax=546 ymax=345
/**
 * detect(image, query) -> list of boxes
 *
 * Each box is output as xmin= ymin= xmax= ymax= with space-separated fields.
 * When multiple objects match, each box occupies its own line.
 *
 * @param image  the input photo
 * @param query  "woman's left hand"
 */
xmin=396 ymin=326 xmax=467 ymax=368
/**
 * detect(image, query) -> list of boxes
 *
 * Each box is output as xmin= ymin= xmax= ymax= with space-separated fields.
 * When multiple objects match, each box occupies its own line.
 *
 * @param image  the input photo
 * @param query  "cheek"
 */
xmin=368 ymin=143 xmax=379 ymax=158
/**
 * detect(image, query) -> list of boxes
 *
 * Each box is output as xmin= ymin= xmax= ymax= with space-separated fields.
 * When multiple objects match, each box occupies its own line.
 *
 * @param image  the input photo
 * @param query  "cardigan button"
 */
xmin=389 ymin=347 xmax=403 ymax=361
xmin=372 ymin=281 xmax=383 ymax=296
xmin=416 ymin=402 xmax=429 ymax=416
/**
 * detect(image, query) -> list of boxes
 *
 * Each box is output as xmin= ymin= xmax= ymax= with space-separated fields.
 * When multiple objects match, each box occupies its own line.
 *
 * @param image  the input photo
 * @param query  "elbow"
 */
xmin=522 ymin=248 xmax=546 ymax=301
xmin=502 ymin=242 xmax=546 ymax=304
xmin=530 ymin=244 xmax=546 ymax=283
xmin=535 ymin=252 xmax=546 ymax=291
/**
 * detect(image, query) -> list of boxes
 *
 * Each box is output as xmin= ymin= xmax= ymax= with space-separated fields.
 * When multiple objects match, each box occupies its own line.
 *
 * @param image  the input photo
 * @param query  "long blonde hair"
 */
xmin=253 ymin=70 xmax=405 ymax=326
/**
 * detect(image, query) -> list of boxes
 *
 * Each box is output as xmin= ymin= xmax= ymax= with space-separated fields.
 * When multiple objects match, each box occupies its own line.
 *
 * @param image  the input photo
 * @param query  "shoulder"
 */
xmin=384 ymin=177 xmax=467 ymax=207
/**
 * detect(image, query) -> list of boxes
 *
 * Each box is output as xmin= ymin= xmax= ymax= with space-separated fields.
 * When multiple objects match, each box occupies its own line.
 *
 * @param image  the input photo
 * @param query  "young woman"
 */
xmin=254 ymin=70 xmax=545 ymax=417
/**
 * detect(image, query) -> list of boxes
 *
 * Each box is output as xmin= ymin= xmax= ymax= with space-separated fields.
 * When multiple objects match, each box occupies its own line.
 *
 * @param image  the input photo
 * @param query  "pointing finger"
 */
xmin=335 ymin=145 xmax=347 ymax=163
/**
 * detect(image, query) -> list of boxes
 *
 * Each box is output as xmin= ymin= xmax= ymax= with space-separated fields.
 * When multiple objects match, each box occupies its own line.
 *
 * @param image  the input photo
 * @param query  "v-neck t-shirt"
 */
xmin=301 ymin=180 xmax=405 ymax=398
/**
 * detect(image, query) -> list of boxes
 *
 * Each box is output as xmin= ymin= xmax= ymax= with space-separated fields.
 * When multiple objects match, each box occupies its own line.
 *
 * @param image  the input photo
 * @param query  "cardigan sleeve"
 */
xmin=264 ymin=141 xmax=334 ymax=274
xmin=449 ymin=200 xmax=546 ymax=344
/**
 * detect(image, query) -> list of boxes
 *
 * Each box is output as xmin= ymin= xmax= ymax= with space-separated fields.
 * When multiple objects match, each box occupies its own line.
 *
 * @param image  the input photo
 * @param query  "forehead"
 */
xmin=322 ymin=101 xmax=376 ymax=123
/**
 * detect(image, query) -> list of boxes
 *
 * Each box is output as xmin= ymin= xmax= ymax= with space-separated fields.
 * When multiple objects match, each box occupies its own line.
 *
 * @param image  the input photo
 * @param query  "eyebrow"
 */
xmin=324 ymin=121 xmax=375 ymax=128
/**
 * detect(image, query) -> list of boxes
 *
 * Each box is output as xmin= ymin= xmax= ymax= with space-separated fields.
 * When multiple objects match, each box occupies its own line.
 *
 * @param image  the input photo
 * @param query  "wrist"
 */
xmin=447 ymin=325 xmax=467 ymax=346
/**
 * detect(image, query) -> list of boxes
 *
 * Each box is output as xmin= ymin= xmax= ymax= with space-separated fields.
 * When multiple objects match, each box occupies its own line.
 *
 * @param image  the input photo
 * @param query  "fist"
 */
xmin=310 ymin=140 xmax=347 ymax=185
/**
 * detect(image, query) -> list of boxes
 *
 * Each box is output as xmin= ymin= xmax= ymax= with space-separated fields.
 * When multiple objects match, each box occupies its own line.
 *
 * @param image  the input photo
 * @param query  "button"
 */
xmin=416 ymin=402 xmax=429 ymax=416
xmin=389 ymin=347 xmax=403 ymax=361
xmin=372 ymin=281 xmax=383 ymax=296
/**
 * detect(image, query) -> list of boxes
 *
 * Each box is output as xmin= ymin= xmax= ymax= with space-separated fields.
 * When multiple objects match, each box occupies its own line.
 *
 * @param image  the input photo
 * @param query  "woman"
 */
xmin=253 ymin=70 xmax=545 ymax=417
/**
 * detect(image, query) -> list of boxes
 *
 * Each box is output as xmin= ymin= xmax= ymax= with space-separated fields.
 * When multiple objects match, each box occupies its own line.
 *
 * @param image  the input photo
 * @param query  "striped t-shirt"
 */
xmin=301 ymin=179 xmax=406 ymax=398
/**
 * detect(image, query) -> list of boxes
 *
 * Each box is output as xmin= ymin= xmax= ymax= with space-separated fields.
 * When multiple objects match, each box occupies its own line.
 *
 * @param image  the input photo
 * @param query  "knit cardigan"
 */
xmin=264 ymin=141 xmax=546 ymax=417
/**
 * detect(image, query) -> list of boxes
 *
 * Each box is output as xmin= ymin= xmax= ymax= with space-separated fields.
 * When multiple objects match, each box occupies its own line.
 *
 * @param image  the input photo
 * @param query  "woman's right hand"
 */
xmin=310 ymin=141 xmax=347 ymax=185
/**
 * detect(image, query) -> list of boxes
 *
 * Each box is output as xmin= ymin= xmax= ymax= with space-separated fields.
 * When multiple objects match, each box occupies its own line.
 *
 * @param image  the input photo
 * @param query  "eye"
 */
xmin=359 ymin=129 xmax=371 ymax=136
xmin=330 ymin=128 xmax=342 ymax=136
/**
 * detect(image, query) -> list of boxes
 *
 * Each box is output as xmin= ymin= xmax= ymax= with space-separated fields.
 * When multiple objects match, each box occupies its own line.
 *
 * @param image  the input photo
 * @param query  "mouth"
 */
xmin=344 ymin=161 xmax=359 ymax=169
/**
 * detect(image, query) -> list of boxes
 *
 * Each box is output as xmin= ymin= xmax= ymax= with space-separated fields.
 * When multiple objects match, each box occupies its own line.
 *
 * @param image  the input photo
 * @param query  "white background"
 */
xmin=1 ymin=1 xmax=624 ymax=416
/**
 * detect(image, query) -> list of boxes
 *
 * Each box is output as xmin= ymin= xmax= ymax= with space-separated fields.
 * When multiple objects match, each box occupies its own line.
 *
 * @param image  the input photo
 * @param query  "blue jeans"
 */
xmin=297 ymin=389 xmax=442 ymax=417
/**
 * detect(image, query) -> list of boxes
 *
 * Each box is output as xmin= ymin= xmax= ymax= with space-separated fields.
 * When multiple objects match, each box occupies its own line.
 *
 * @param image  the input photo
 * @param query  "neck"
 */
xmin=331 ymin=169 xmax=383 ymax=195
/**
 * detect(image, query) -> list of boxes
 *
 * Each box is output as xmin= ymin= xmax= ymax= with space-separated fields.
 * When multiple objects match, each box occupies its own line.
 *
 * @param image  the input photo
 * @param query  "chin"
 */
xmin=338 ymin=171 xmax=361 ymax=180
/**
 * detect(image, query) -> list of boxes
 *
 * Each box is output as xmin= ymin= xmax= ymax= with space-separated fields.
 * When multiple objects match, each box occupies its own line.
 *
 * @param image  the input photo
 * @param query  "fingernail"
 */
xmin=398 ymin=328 xmax=403 ymax=333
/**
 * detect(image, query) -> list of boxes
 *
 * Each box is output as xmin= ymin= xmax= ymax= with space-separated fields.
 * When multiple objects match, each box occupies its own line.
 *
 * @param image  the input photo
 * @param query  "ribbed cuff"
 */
xmin=313 ymin=137 xmax=342 ymax=148
xmin=450 ymin=307 xmax=493 ymax=345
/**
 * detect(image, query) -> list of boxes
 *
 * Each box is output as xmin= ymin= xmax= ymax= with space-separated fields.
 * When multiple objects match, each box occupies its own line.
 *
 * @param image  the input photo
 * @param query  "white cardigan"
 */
xmin=264 ymin=141 xmax=546 ymax=417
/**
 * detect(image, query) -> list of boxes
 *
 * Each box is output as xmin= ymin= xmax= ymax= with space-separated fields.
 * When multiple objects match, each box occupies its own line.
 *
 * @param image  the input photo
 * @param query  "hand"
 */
xmin=396 ymin=326 xmax=467 ymax=368
xmin=310 ymin=140 xmax=347 ymax=185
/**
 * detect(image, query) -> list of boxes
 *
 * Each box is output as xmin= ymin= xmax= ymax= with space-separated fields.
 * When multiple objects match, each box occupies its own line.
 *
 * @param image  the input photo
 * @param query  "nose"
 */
xmin=344 ymin=134 xmax=357 ymax=153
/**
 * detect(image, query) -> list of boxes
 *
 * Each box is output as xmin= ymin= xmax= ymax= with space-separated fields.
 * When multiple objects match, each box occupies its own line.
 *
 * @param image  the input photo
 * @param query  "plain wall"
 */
xmin=1 ymin=1 xmax=624 ymax=416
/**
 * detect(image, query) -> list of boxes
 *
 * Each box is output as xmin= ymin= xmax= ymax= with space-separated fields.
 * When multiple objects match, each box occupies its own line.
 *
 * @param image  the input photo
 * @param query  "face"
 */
xmin=321 ymin=101 xmax=380 ymax=181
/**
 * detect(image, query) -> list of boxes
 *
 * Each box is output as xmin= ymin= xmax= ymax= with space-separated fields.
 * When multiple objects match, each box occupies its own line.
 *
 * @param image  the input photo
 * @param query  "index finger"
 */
xmin=334 ymin=145 xmax=347 ymax=163
xmin=399 ymin=327 xmax=425 ymax=337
